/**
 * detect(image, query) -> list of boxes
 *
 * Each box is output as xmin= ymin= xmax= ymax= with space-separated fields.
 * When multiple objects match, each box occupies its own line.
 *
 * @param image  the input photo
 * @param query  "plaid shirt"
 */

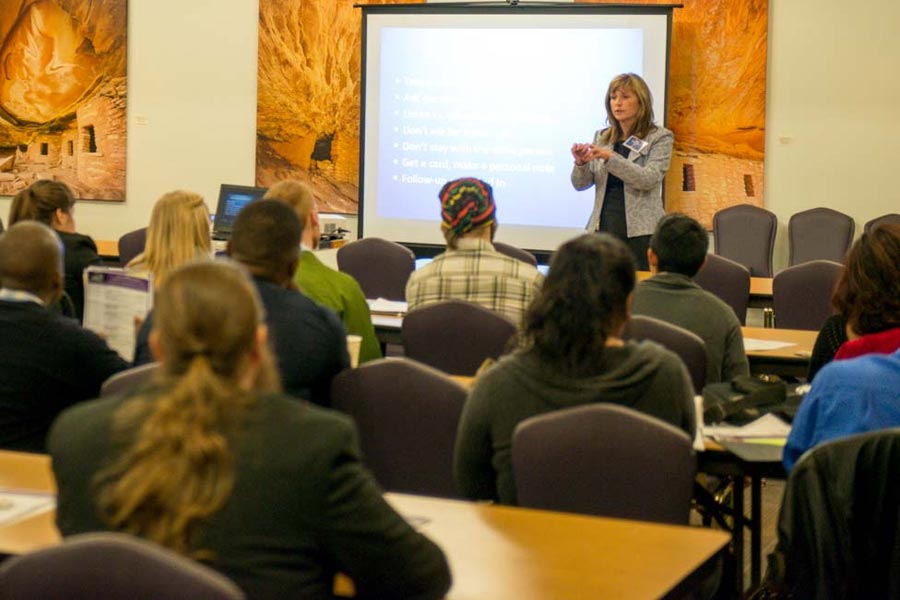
xmin=405 ymin=239 xmax=543 ymax=326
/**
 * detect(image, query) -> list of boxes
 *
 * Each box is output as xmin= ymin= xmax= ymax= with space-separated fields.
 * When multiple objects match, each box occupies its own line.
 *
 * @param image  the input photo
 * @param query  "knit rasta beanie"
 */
xmin=439 ymin=177 xmax=496 ymax=242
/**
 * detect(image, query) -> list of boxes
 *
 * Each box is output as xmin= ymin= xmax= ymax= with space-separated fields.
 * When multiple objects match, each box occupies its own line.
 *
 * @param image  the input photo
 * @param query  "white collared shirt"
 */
xmin=0 ymin=288 xmax=45 ymax=306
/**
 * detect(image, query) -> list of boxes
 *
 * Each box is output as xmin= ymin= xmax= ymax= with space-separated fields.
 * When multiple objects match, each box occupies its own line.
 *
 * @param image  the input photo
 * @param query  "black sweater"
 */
xmin=0 ymin=300 xmax=127 ymax=452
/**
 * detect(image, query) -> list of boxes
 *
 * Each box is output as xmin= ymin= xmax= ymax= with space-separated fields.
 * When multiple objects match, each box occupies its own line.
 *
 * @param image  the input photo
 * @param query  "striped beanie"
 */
xmin=439 ymin=177 xmax=496 ymax=240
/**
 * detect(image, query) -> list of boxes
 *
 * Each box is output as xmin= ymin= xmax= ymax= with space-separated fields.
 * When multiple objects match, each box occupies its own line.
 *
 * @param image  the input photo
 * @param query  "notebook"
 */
xmin=212 ymin=184 xmax=268 ymax=240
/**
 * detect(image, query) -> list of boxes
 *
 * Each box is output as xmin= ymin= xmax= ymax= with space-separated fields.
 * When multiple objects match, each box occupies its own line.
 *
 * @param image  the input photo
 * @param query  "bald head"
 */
xmin=0 ymin=221 xmax=64 ymax=303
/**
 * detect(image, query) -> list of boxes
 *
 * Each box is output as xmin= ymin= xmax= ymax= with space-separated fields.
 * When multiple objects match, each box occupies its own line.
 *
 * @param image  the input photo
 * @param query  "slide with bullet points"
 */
xmin=361 ymin=8 xmax=671 ymax=252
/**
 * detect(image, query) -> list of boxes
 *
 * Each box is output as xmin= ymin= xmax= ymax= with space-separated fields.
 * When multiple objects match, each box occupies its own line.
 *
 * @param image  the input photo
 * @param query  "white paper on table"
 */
xmin=367 ymin=298 xmax=408 ymax=315
xmin=693 ymin=395 xmax=706 ymax=451
xmin=82 ymin=267 xmax=154 ymax=362
xmin=0 ymin=490 xmax=56 ymax=527
xmin=705 ymin=414 xmax=792 ymax=439
xmin=743 ymin=338 xmax=796 ymax=352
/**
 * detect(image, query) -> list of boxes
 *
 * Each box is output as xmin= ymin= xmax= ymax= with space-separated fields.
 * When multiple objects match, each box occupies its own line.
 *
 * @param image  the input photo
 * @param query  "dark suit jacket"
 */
xmin=57 ymin=231 xmax=103 ymax=323
xmin=49 ymin=392 xmax=451 ymax=600
xmin=0 ymin=300 xmax=128 ymax=452
xmin=134 ymin=277 xmax=350 ymax=406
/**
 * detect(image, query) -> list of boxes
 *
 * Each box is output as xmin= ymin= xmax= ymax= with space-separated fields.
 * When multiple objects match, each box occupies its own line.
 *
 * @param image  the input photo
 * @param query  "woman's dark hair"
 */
xmin=832 ymin=223 xmax=900 ymax=335
xmin=522 ymin=233 xmax=636 ymax=376
xmin=8 ymin=180 xmax=75 ymax=226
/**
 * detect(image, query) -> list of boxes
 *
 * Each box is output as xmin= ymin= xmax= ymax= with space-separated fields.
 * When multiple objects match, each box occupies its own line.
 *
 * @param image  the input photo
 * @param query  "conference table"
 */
xmin=0 ymin=450 xmax=729 ymax=599
xmin=372 ymin=309 xmax=816 ymax=379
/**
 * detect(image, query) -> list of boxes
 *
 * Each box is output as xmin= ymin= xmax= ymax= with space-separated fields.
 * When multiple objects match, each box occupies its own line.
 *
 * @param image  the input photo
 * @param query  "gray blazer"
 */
xmin=571 ymin=126 xmax=674 ymax=238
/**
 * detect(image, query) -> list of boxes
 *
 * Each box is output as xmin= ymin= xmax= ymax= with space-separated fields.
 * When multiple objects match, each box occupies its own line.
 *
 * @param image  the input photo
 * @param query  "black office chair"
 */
xmin=713 ymin=204 xmax=778 ymax=277
xmin=336 ymin=237 xmax=415 ymax=301
xmin=331 ymin=358 xmax=467 ymax=498
xmin=118 ymin=227 xmax=148 ymax=267
xmin=492 ymin=241 xmax=538 ymax=266
xmin=788 ymin=207 xmax=855 ymax=266
xmin=864 ymin=213 xmax=900 ymax=233
xmin=623 ymin=315 xmax=707 ymax=394
xmin=0 ymin=532 xmax=245 ymax=599
xmin=513 ymin=404 xmax=696 ymax=524
xmin=765 ymin=429 xmax=900 ymax=598
xmin=101 ymin=363 xmax=160 ymax=397
xmin=693 ymin=253 xmax=751 ymax=325
xmin=772 ymin=260 xmax=842 ymax=331
xmin=402 ymin=300 xmax=517 ymax=376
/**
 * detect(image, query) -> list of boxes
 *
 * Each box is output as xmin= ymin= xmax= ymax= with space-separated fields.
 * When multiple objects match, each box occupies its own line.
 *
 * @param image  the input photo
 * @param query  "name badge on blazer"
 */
xmin=623 ymin=135 xmax=649 ymax=154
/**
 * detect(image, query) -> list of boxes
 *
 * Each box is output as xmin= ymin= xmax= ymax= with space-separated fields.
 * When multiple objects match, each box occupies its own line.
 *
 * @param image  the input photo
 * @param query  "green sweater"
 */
xmin=632 ymin=272 xmax=750 ymax=384
xmin=294 ymin=250 xmax=382 ymax=364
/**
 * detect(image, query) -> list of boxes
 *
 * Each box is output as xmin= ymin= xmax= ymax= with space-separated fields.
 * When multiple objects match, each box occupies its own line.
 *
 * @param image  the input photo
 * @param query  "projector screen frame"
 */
xmin=358 ymin=2 xmax=679 ymax=259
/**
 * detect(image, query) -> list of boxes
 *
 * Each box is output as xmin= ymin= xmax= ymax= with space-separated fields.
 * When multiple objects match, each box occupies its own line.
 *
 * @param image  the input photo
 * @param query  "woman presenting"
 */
xmin=571 ymin=73 xmax=673 ymax=270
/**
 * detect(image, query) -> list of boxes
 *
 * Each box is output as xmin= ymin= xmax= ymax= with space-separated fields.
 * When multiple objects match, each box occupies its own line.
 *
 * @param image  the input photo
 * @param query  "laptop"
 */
xmin=212 ymin=184 xmax=268 ymax=240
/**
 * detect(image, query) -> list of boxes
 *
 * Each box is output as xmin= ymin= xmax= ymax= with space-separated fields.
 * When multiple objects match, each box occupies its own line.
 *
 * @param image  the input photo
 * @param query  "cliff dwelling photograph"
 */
xmin=0 ymin=0 xmax=127 ymax=201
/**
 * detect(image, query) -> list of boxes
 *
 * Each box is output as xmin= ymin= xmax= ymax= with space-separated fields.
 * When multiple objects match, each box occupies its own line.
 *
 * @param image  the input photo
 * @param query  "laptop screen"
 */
xmin=213 ymin=184 xmax=268 ymax=239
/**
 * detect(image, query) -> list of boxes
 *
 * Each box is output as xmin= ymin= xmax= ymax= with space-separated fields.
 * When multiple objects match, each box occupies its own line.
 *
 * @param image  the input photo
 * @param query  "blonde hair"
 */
xmin=263 ymin=180 xmax=317 ymax=225
xmin=128 ymin=191 xmax=211 ymax=287
xmin=599 ymin=73 xmax=657 ymax=145
xmin=95 ymin=261 xmax=279 ymax=556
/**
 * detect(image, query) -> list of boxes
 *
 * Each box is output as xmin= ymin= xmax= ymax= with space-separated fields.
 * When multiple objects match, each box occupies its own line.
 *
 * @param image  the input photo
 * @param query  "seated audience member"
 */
xmin=0 ymin=222 xmax=127 ymax=452
xmin=264 ymin=180 xmax=382 ymax=363
xmin=8 ymin=180 xmax=102 ymax=322
xmin=784 ymin=347 xmax=900 ymax=471
xmin=126 ymin=190 xmax=212 ymax=287
xmin=136 ymin=200 xmax=349 ymax=405
xmin=632 ymin=213 xmax=749 ymax=384
xmin=454 ymin=233 xmax=695 ymax=504
xmin=49 ymin=261 xmax=451 ymax=600
xmin=807 ymin=223 xmax=900 ymax=380
xmin=405 ymin=177 xmax=543 ymax=326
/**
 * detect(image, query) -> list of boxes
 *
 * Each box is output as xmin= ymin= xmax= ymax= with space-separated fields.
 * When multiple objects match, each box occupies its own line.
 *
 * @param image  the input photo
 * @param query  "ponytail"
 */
xmin=95 ymin=355 xmax=253 ymax=557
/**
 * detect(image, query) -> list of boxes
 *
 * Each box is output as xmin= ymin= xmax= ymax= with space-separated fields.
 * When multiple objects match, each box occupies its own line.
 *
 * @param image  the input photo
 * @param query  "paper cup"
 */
xmin=347 ymin=334 xmax=363 ymax=368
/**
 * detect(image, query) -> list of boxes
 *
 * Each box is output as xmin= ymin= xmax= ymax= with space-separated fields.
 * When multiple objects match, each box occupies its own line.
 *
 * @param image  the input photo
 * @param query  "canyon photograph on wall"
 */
xmin=0 ymin=0 xmax=127 ymax=201
xmin=257 ymin=0 xmax=767 ymax=225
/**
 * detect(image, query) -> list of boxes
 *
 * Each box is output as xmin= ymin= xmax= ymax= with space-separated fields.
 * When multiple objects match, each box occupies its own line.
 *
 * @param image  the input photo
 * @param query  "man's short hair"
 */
xmin=650 ymin=213 xmax=709 ymax=277
xmin=0 ymin=221 xmax=63 ymax=296
xmin=263 ymin=180 xmax=316 ymax=226
xmin=229 ymin=200 xmax=301 ymax=281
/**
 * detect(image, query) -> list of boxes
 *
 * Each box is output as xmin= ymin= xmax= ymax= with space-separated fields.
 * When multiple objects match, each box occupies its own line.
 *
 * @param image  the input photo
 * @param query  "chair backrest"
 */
xmin=492 ymin=241 xmax=537 ymax=266
xmin=0 ymin=532 xmax=245 ymax=600
xmin=772 ymin=260 xmax=842 ymax=331
xmin=330 ymin=358 xmax=467 ymax=498
xmin=0 ymin=216 xmax=4 ymax=233
xmin=692 ymin=253 xmax=751 ymax=325
xmin=788 ymin=207 xmax=855 ymax=266
xmin=770 ymin=429 xmax=900 ymax=599
xmin=402 ymin=300 xmax=517 ymax=375
xmin=713 ymin=203 xmax=778 ymax=277
xmin=100 ymin=363 xmax=159 ymax=397
xmin=117 ymin=227 xmax=148 ymax=267
xmin=864 ymin=213 xmax=900 ymax=233
xmin=622 ymin=315 xmax=706 ymax=394
xmin=336 ymin=237 xmax=415 ymax=301
xmin=512 ymin=404 xmax=696 ymax=524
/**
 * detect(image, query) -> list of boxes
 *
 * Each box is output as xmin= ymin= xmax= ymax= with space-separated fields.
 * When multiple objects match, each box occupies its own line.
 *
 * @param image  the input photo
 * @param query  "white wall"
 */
xmin=765 ymin=0 xmax=900 ymax=268
xmin=2 ymin=0 xmax=897 ymax=272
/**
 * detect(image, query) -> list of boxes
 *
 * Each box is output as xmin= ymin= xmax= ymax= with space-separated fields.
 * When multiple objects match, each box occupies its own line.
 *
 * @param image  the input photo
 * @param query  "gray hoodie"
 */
xmin=454 ymin=340 xmax=695 ymax=504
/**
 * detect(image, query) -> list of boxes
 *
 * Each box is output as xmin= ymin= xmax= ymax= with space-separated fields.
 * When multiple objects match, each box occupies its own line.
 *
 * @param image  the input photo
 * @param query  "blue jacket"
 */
xmin=783 ymin=347 xmax=900 ymax=471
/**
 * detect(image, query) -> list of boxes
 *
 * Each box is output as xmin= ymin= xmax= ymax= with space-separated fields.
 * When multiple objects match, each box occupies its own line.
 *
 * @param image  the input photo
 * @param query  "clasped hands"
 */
xmin=571 ymin=143 xmax=612 ymax=166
